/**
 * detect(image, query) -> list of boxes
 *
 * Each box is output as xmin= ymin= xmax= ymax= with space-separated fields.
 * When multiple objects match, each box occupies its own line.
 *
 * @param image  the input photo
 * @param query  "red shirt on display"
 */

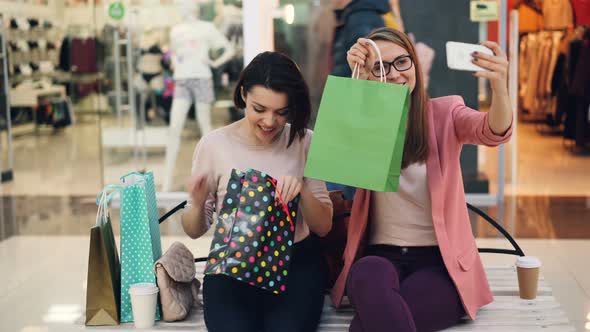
xmin=571 ymin=0 xmax=590 ymax=25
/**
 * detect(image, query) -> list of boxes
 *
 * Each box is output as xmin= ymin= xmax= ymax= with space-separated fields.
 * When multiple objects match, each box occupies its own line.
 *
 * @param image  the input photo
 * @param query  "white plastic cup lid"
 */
xmin=516 ymin=256 xmax=541 ymax=268
xmin=129 ymin=283 xmax=159 ymax=295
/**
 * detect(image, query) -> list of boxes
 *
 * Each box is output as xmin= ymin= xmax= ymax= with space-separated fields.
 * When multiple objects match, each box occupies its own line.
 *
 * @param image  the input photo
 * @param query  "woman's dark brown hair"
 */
xmin=233 ymin=52 xmax=311 ymax=147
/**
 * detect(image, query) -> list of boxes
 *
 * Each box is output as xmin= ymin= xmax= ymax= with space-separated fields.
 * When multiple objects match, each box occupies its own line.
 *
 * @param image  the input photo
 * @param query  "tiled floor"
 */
xmin=471 ymin=195 xmax=590 ymax=239
xmin=1 ymin=106 xmax=229 ymax=196
xmin=480 ymin=122 xmax=590 ymax=197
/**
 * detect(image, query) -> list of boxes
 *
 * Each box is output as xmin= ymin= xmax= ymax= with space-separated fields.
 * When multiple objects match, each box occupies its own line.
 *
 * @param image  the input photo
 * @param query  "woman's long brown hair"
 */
xmin=367 ymin=27 xmax=429 ymax=168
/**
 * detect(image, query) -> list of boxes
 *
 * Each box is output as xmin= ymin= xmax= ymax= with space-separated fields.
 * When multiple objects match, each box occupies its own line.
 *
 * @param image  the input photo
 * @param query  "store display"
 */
xmin=163 ymin=0 xmax=235 ymax=192
xmin=516 ymin=0 xmax=590 ymax=152
xmin=2 ymin=0 xmax=245 ymax=190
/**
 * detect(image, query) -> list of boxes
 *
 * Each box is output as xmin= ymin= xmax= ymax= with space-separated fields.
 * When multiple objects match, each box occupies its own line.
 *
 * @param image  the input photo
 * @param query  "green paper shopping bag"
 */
xmin=304 ymin=40 xmax=409 ymax=192
xmin=118 ymin=171 xmax=162 ymax=323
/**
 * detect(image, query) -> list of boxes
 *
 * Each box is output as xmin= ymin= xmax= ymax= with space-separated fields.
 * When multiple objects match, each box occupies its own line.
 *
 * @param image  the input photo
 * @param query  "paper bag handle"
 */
xmin=352 ymin=39 xmax=385 ymax=82
xmin=269 ymin=179 xmax=295 ymax=228
xmin=95 ymin=185 xmax=123 ymax=226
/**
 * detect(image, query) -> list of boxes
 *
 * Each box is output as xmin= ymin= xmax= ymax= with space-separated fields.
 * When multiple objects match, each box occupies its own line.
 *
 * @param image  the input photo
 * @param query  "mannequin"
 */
xmin=138 ymin=28 xmax=166 ymax=86
xmin=137 ymin=25 xmax=167 ymax=121
xmin=137 ymin=0 xmax=167 ymax=83
xmin=163 ymin=0 xmax=235 ymax=191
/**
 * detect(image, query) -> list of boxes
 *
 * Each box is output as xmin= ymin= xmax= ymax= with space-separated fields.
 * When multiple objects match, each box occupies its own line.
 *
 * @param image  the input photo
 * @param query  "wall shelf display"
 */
xmin=0 ymin=17 xmax=14 ymax=183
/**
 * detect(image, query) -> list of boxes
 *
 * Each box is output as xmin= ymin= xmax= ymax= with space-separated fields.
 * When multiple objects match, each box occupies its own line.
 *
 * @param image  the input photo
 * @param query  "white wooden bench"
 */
xmin=85 ymin=266 xmax=574 ymax=331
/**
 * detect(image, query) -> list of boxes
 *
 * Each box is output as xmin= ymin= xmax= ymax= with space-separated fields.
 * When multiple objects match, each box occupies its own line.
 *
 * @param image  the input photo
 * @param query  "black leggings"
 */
xmin=203 ymin=236 xmax=326 ymax=332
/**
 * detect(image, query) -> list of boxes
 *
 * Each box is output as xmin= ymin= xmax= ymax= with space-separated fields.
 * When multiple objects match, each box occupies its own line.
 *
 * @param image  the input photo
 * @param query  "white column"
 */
xmin=243 ymin=0 xmax=274 ymax=66
xmin=508 ymin=10 xmax=519 ymax=192
xmin=478 ymin=23 xmax=488 ymax=102
xmin=497 ymin=0 xmax=507 ymax=212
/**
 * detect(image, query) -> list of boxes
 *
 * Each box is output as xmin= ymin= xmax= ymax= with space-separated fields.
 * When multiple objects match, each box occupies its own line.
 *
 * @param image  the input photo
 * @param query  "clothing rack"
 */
xmin=6 ymin=15 xmax=60 ymax=85
xmin=559 ymin=26 xmax=589 ymax=152
xmin=59 ymin=26 xmax=104 ymax=109
xmin=518 ymin=28 xmax=566 ymax=123
xmin=519 ymin=24 xmax=590 ymax=152
xmin=0 ymin=20 xmax=14 ymax=183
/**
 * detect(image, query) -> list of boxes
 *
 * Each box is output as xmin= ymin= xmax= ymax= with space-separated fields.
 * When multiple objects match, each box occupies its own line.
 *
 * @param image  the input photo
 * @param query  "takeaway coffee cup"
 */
xmin=515 ymin=256 xmax=541 ymax=300
xmin=129 ymin=283 xmax=159 ymax=328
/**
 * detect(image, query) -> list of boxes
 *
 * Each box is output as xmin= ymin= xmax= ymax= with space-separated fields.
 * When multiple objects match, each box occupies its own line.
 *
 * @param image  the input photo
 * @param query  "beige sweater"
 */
xmin=369 ymin=162 xmax=438 ymax=247
xmin=191 ymin=121 xmax=332 ymax=243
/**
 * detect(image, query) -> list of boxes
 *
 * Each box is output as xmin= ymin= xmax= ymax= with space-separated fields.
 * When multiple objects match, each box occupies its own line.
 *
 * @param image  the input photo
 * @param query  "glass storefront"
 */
xmin=0 ymin=0 xmax=245 ymax=197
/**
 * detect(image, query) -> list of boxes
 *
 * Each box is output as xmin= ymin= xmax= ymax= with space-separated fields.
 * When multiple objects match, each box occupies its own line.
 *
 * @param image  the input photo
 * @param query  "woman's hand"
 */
xmin=347 ymin=38 xmax=376 ymax=80
xmin=275 ymin=176 xmax=303 ymax=203
xmin=182 ymin=173 xmax=212 ymax=239
xmin=472 ymin=41 xmax=509 ymax=95
xmin=473 ymin=41 xmax=513 ymax=135
xmin=186 ymin=173 xmax=210 ymax=206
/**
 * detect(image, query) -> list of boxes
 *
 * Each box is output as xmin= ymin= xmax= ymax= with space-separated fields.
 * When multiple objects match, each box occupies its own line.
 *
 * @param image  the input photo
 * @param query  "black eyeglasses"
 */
xmin=371 ymin=55 xmax=413 ymax=77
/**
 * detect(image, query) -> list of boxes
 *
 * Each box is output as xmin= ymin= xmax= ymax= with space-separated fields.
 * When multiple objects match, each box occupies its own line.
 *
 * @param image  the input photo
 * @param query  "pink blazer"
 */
xmin=330 ymin=96 xmax=513 ymax=320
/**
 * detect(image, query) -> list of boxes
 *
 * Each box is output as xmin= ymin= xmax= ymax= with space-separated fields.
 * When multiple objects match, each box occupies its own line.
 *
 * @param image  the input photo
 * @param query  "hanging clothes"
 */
xmin=542 ymin=0 xmax=574 ymax=29
xmin=59 ymin=36 xmax=101 ymax=73
xmin=71 ymin=37 xmax=98 ymax=73
xmin=58 ymin=37 xmax=71 ymax=71
xmin=36 ymin=99 xmax=73 ymax=129
xmin=547 ymin=26 xmax=590 ymax=146
xmin=519 ymin=30 xmax=565 ymax=120
xmin=517 ymin=2 xmax=544 ymax=33
xmin=569 ymin=29 xmax=590 ymax=147
xmin=570 ymin=0 xmax=590 ymax=26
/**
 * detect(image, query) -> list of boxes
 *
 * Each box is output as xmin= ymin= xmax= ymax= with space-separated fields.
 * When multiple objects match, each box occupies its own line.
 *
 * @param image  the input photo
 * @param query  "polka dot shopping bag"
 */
xmin=205 ymin=168 xmax=299 ymax=294
xmin=118 ymin=171 xmax=163 ymax=323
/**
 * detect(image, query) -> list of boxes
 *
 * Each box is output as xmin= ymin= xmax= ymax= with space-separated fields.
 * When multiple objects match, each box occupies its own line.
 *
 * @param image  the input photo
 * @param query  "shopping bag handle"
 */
xmin=95 ymin=184 xmax=124 ymax=206
xmin=352 ymin=39 xmax=386 ymax=82
xmin=120 ymin=170 xmax=148 ymax=180
xmin=155 ymin=203 xmax=231 ymax=264
xmin=159 ymin=200 xmax=188 ymax=224
xmin=95 ymin=185 xmax=124 ymax=227
xmin=120 ymin=171 xmax=148 ymax=186
xmin=268 ymin=179 xmax=296 ymax=228
xmin=156 ymin=202 xmax=209 ymax=263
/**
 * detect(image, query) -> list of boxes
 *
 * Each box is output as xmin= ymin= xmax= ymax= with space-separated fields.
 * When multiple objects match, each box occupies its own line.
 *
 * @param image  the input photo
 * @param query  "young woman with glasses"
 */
xmin=330 ymin=27 xmax=513 ymax=332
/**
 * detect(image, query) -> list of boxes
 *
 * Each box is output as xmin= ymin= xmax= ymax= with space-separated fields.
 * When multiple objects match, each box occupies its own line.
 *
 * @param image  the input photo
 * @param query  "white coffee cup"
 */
xmin=515 ymin=256 xmax=541 ymax=300
xmin=129 ymin=283 xmax=159 ymax=328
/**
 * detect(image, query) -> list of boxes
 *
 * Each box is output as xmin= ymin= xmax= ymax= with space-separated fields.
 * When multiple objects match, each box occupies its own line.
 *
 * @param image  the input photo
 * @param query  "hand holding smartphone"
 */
xmin=446 ymin=41 xmax=494 ymax=72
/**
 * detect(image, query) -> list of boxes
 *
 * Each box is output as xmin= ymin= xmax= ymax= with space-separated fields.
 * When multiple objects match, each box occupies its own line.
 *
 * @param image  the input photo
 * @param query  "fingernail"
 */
xmin=472 ymin=51 xmax=478 ymax=55
xmin=473 ymin=58 xmax=478 ymax=62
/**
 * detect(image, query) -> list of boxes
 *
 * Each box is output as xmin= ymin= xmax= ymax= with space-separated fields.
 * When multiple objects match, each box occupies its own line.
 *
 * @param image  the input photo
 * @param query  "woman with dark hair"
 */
xmin=181 ymin=51 xmax=333 ymax=332
xmin=329 ymin=28 xmax=513 ymax=331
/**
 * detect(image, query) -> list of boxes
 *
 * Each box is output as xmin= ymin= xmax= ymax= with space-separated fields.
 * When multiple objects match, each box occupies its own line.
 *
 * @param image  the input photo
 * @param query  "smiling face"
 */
xmin=369 ymin=40 xmax=417 ymax=93
xmin=241 ymin=85 xmax=290 ymax=145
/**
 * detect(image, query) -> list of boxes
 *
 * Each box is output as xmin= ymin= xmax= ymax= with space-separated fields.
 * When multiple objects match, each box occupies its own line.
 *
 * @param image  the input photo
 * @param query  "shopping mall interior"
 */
xmin=0 ymin=0 xmax=589 ymax=331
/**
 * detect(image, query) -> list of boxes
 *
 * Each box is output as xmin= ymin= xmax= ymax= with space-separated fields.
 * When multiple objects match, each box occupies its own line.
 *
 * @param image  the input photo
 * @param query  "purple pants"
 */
xmin=346 ymin=245 xmax=465 ymax=332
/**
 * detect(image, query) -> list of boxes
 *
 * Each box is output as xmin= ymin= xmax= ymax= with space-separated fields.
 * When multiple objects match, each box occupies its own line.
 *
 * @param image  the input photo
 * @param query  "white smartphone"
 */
xmin=445 ymin=41 xmax=494 ymax=72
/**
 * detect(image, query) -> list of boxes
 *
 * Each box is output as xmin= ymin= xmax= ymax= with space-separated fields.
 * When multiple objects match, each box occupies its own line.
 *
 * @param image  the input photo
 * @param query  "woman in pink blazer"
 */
xmin=331 ymin=28 xmax=513 ymax=331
